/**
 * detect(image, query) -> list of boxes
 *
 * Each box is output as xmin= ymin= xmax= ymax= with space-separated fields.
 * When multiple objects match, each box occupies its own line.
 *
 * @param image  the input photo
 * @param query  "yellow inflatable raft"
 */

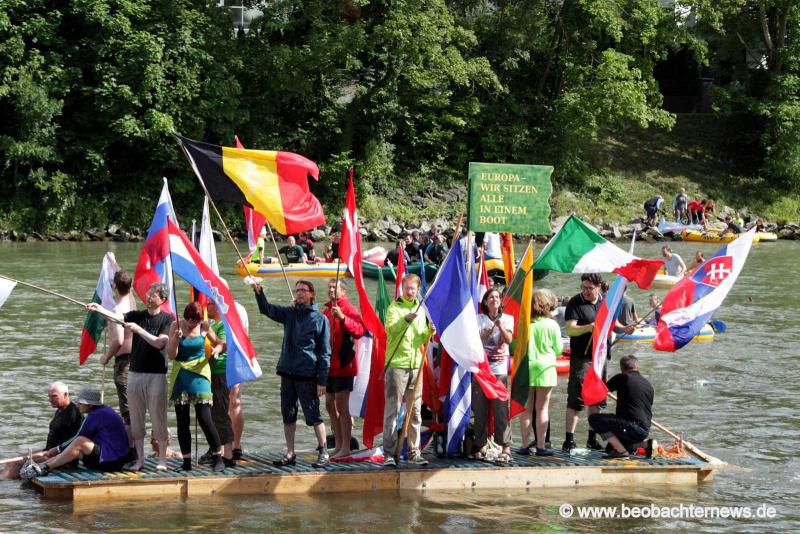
xmin=236 ymin=261 xmax=349 ymax=279
xmin=755 ymin=231 xmax=778 ymax=242
xmin=615 ymin=323 xmax=715 ymax=343
xmin=681 ymin=229 xmax=760 ymax=244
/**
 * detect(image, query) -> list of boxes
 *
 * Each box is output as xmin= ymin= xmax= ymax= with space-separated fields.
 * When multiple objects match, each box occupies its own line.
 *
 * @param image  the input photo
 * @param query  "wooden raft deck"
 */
xmin=32 ymin=450 xmax=718 ymax=501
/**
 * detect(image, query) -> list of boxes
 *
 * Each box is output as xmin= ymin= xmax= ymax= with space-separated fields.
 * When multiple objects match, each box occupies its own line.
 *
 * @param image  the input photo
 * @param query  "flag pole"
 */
xmin=0 ymin=275 xmax=125 ymax=325
xmin=264 ymin=221 xmax=296 ymax=298
xmin=380 ymin=213 xmax=464 ymax=376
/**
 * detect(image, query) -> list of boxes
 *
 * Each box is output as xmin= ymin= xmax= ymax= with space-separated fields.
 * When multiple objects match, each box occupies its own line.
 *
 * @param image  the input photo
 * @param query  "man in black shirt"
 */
xmin=2 ymin=382 xmax=82 ymax=478
xmin=88 ymin=282 xmax=173 ymax=471
xmin=589 ymin=355 xmax=655 ymax=459
xmin=563 ymin=274 xmax=634 ymax=453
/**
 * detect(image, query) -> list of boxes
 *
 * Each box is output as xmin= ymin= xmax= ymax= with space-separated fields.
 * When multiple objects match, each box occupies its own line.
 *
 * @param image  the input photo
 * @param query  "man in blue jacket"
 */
xmin=253 ymin=279 xmax=331 ymax=467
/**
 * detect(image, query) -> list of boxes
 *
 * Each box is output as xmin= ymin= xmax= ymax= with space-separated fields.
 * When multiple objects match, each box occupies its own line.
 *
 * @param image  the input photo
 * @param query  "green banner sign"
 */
xmin=467 ymin=162 xmax=553 ymax=234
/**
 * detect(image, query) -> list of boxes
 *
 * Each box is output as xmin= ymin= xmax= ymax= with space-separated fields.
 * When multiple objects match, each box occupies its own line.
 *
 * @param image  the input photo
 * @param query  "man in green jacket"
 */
xmin=382 ymin=274 xmax=434 ymax=467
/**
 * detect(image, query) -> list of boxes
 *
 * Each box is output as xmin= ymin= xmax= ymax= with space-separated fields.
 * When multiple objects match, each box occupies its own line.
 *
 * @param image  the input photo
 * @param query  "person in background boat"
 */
xmin=255 ymin=227 xmax=269 ymax=266
xmin=554 ymin=296 xmax=570 ymax=342
xmin=418 ymin=234 xmax=430 ymax=261
xmin=405 ymin=230 xmax=422 ymax=260
xmin=1 ymin=382 xmax=83 ymax=479
xmin=198 ymin=301 xmax=237 ymax=469
xmin=458 ymin=229 xmax=479 ymax=263
xmin=688 ymin=251 xmax=706 ymax=275
xmin=252 ymin=279 xmax=331 ymax=468
xmin=661 ymin=245 xmax=686 ymax=278
xmin=589 ymin=355 xmax=656 ymax=459
xmin=331 ymin=232 xmax=341 ymax=260
xmin=482 ymin=232 xmax=502 ymax=260
xmin=99 ymin=268 xmax=136 ymax=452
xmin=386 ymin=240 xmax=410 ymax=268
xmin=323 ymin=242 xmax=334 ymax=262
xmin=563 ymin=274 xmax=635 ymax=453
xmin=20 ymin=388 xmax=129 ymax=479
xmin=424 ymin=234 xmax=448 ymax=265
xmin=382 ymin=274 xmax=434 ymax=467
xmin=645 ymin=294 xmax=662 ymax=325
xmin=427 ymin=224 xmax=441 ymax=241
xmin=734 ymin=211 xmax=745 ymax=228
xmin=471 ymin=288 xmax=514 ymax=463
xmin=86 ymin=282 xmax=173 ymax=472
xmin=279 ymin=236 xmax=307 ymax=264
xmin=167 ymin=302 xmax=228 ymax=472
xmin=688 ymin=199 xmax=707 ymax=226
xmin=673 ymin=188 xmax=689 ymax=224
xmin=704 ymin=199 xmax=717 ymax=222
xmin=297 ymin=232 xmax=317 ymax=262
xmin=723 ymin=215 xmax=742 ymax=235
xmin=323 ymin=279 xmax=366 ymax=459
xmin=521 ymin=289 xmax=563 ymax=457
xmin=754 ymin=218 xmax=766 ymax=232
xmin=617 ymin=286 xmax=640 ymax=327
xmin=643 ymin=195 xmax=665 ymax=227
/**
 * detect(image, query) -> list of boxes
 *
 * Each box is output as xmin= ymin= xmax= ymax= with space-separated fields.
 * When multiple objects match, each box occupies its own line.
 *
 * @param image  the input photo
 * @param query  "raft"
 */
xmin=29 ymin=449 xmax=719 ymax=502
xmin=236 ymin=261 xmax=349 ymax=279
xmin=363 ymin=261 xmax=438 ymax=282
xmin=755 ymin=231 xmax=778 ymax=242
xmin=651 ymin=272 xmax=680 ymax=289
xmin=556 ymin=356 xmax=570 ymax=375
xmin=681 ymin=229 xmax=759 ymax=244
xmin=615 ymin=323 xmax=715 ymax=343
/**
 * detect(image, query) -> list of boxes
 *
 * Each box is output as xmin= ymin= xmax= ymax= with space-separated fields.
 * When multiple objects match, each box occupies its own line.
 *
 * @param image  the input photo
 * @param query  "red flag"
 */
xmin=477 ymin=251 xmax=490 ymax=302
xmin=394 ymin=241 xmax=406 ymax=299
xmin=340 ymin=169 xmax=387 ymax=448
xmin=499 ymin=232 xmax=515 ymax=285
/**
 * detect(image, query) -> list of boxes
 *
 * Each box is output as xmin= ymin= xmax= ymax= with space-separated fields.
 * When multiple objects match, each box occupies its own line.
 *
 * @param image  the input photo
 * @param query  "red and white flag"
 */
xmin=394 ymin=241 xmax=406 ymax=299
xmin=477 ymin=251 xmax=490 ymax=303
xmin=339 ymin=169 xmax=387 ymax=448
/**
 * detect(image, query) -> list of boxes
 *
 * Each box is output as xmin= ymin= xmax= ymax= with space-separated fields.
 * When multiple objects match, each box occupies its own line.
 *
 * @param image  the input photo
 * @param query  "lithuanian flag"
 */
xmin=175 ymin=134 xmax=325 ymax=235
xmin=504 ymin=240 xmax=535 ymax=417
xmin=79 ymin=253 xmax=117 ymax=364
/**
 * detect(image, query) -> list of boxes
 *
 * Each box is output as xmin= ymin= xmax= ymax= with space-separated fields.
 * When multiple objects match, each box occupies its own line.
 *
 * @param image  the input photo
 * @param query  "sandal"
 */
xmin=494 ymin=452 xmax=513 ymax=465
xmin=273 ymin=453 xmax=296 ymax=467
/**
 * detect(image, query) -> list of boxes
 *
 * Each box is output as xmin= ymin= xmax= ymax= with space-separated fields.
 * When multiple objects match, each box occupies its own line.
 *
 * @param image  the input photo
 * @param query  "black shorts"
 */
xmin=280 ymin=376 xmax=323 ymax=426
xmin=567 ymin=358 xmax=607 ymax=411
xmin=326 ymin=375 xmax=354 ymax=393
xmin=82 ymin=445 xmax=126 ymax=471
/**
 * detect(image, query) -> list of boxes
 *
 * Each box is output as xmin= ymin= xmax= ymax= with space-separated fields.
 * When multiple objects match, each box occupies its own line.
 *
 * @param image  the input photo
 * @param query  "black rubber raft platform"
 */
xmin=32 ymin=449 xmax=719 ymax=501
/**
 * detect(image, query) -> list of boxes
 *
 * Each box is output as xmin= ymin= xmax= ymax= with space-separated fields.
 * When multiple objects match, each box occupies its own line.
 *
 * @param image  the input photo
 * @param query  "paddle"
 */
xmin=709 ymin=320 xmax=727 ymax=333
xmin=393 ymin=332 xmax=434 ymax=464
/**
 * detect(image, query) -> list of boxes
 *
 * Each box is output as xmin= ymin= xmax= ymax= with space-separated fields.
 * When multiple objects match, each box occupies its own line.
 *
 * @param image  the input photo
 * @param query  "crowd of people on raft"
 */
xmin=643 ymin=189 xmax=766 ymax=236
xmin=7 ymin=240 xmax=659 ymax=480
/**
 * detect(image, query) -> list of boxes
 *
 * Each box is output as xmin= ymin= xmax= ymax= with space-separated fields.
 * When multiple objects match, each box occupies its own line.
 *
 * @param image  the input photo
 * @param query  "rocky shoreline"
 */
xmin=1 ymin=213 xmax=798 ymax=243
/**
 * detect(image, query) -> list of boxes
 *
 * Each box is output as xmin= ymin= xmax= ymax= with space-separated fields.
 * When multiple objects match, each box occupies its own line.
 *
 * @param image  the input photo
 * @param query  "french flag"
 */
xmin=582 ymin=275 xmax=627 ymax=406
xmin=166 ymin=219 xmax=261 ymax=386
xmin=654 ymin=228 xmax=756 ymax=351
xmin=133 ymin=179 xmax=178 ymax=316
xmin=424 ymin=239 xmax=509 ymax=455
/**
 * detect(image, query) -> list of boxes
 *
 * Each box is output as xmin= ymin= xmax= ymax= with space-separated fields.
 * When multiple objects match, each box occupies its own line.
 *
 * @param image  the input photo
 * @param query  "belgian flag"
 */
xmin=174 ymin=134 xmax=325 ymax=235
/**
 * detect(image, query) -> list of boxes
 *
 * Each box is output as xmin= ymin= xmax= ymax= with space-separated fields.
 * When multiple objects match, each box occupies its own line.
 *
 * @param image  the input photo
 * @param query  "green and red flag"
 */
xmin=533 ymin=215 xmax=662 ymax=289
xmin=499 ymin=232 xmax=515 ymax=285
xmin=174 ymin=134 xmax=325 ymax=235
xmin=504 ymin=240 xmax=535 ymax=417
xmin=79 ymin=253 xmax=118 ymax=364
xmin=375 ymin=265 xmax=391 ymax=325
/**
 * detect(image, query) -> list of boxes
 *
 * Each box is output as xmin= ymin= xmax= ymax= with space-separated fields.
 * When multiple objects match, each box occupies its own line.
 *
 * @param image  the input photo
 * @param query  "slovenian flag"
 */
xmin=175 ymin=134 xmax=325 ymax=236
xmin=424 ymin=239 xmax=509 ymax=455
xmin=166 ymin=219 xmax=261 ymax=386
xmin=133 ymin=179 xmax=178 ymax=316
xmin=79 ymin=253 xmax=119 ymax=364
xmin=582 ymin=275 xmax=627 ymax=406
xmin=654 ymin=228 xmax=755 ymax=351
xmin=534 ymin=214 xmax=663 ymax=289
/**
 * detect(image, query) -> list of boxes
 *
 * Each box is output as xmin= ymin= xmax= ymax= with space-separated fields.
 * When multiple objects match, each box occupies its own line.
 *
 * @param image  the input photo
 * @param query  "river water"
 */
xmin=0 ymin=239 xmax=798 ymax=532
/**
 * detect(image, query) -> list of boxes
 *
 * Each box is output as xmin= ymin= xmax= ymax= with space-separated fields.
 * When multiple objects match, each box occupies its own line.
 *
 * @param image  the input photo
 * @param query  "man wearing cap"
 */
xmin=20 ymin=388 xmax=129 ymax=479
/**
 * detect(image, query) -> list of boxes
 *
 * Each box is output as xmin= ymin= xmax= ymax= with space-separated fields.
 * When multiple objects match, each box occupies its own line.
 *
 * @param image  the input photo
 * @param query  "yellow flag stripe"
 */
xmin=221 ymin=147 xmax=287 ymax=234
xmin=511 ymin=241 xmax=535 ymax=376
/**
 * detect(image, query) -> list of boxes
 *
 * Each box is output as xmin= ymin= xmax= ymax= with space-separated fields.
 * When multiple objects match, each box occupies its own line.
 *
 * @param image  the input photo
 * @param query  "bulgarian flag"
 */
xmin=504 ymin=240 xmax=535 ymax=417
xmin=534 ymin=215 xmax=663 ymax=289
xmin=79 ymin=253 xmax=119 ymax=364
xmin=174 ymin=134 xmax=325 ymax=235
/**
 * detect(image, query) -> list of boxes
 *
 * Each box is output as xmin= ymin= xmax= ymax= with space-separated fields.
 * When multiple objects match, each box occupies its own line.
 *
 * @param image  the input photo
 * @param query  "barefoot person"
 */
xmin=87 ymin=282 xmax=174 ymax=471
xmin=253 ymin=279 xmax=331 ymax=468
xmin=1 ymin=382 xmax=82 ymax=479
xmin=322 ymin=279 xmax=366 ymax=459
xmin=20 ymin=388 xmax=129 ymax=479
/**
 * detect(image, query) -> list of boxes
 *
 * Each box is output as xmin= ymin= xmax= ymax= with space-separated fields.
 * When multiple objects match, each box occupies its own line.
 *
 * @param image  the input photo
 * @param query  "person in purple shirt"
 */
xmin=20 ymin=387 xmax=129 ymax=479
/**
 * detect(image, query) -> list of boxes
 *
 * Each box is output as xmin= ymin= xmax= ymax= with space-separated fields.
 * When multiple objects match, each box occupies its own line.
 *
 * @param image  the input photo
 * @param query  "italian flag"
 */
xmin=504 ymin=240 xmax=535 ymax=418
xmin=534 ymin=215 xmax=663 ymax=289
xmin=79 ymin=253 xmax=118 ymax=364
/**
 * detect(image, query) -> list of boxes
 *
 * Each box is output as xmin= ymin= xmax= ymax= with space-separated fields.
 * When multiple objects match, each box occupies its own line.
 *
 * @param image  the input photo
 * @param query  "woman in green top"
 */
xmin=167 ymin=302 xmax=225 ymax=472
xmin=525 ymin=289 xmax=563 ymax=456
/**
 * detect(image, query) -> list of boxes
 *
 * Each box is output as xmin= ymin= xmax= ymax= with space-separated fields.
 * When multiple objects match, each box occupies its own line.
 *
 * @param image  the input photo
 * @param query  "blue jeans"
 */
xmin=588 ymin=413 xmax=648 ymax=451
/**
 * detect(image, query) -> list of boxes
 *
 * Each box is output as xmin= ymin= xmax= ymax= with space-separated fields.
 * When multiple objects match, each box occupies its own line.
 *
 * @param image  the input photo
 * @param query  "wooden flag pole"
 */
xmin=264 ymin=221 xmax=296 ymax=299
xmin=393 ymin=333 xmax=433 ymax=463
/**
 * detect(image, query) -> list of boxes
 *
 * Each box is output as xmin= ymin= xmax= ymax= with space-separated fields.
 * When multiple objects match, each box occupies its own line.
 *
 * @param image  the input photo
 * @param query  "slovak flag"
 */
xmin=654 ymin=228 xmax=756 ymax=351
xmin=582 ymin=275 xmax=627 ymax=406
xmin=133 ymin=179 xmax=178 ymax=316
xmin=166 ymin=219 xmax=261 ymax=386
xmin=424 ymin=239 xmax=509 ymax=455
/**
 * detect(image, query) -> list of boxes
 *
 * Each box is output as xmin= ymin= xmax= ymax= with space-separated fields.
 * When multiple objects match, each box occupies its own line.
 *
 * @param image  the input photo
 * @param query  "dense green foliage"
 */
xmin=0 ymin=0 xmax=798 ymax=231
